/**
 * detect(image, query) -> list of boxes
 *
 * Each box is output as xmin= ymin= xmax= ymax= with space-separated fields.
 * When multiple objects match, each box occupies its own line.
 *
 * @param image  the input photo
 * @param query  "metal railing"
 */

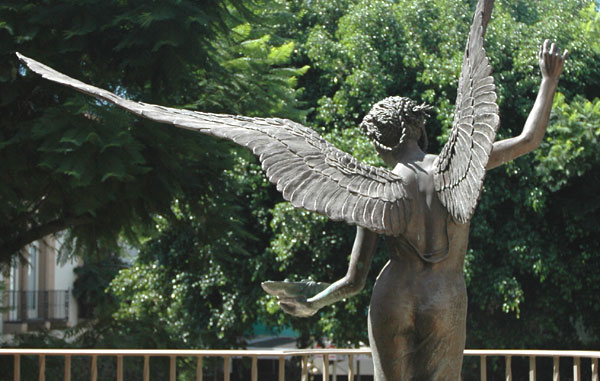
xmin=0 ymin=348 xmax=598 ymax=381
xmin=2 ymin=290 xmax=69 ymax=322
xmin=465 ymin=349 xmax=600 ymax=381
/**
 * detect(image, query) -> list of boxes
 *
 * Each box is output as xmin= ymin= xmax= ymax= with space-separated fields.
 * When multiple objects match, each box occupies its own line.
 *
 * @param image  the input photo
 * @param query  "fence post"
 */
xmin=301 ymin=355 xmax=308 ymax=381
xmin=116 ymin=355 xmax=122 ymax=381
xmin=348 ymin=354 xmax=354 ymax=381
xmin=573 ymin=357 xmax=580 ymax=381
xmin=505 ymin=356 xmax=512 ymax=381
xmin=64 ymin=355 xmax=71 ymax=381
xmin=323 ymin=354 xmax=329 ymax=381
xmin=14 ymin=354 xmax=20 ymax=381
xmin=223 ymin=356 xmax=230 ymax=381
xmin=39 ymin=354 xmax=46 ymax=381
xmin=553 ymin=356 xmax=559 ymax=381
xmin=529 ymin=356 xmax=536 ymax=381
xmin=196 ymin=356 xmax=203 ymax=381
xmin=480 ymin=355 xmax=487 ymax=381
xmin=251 ymin=356 xmax=258 ymax=381
xmin=592 ymin=358 xmax=598 ymax=381
xmin=170 ymin=355 xmax=176 ymax=381
xmin=143 ymin=355 xmax=150 ymax=381
xmin=278 ymin=356 xmax=285 ymax=381
xmin=90 ymin=355 xmax=97 ymax=381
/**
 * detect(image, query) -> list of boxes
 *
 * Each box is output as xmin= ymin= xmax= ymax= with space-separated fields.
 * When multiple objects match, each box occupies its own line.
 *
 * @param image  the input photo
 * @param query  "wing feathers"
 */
xmin=473 ymin=83 xmax=496 ymax=96
xmin=17 ymin=52 xmax=412 ymax=236
xmin=282 ymin=170 xmax=313 ymax=200
xmin=352 ymin=197 xmax=369 ymax=226
xmin=474 ymin=101 xmax=499 ymax=115
xmin=341 ymin=193 xmax=360 ymax=223
xmin=434 ymin=0 xmax=499 ymax=224
xmin=389 ymin=201 xmax=404 ymax=235
xmin=289 ymin=173 xmax=319 ymax=206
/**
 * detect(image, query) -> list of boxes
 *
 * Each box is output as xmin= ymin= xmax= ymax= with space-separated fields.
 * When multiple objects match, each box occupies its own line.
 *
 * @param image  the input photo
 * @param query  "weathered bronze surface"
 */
xmin=17 ymin=0 xmax=567 ymax=378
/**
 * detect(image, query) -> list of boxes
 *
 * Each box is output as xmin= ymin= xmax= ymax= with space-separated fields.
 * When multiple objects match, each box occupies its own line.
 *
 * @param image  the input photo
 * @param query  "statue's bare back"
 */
xmin=368 ymin=144 xmax=472 ymax=380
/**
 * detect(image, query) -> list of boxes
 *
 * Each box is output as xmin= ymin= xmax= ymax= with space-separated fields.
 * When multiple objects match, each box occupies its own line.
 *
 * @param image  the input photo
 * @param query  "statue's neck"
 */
xmin=381 ymin=139 xmax=425 ymax=166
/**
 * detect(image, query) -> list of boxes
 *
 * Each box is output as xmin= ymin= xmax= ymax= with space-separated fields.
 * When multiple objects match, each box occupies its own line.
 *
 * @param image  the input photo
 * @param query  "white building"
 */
xmin=1 ymin=236 xmax=79 ymax=335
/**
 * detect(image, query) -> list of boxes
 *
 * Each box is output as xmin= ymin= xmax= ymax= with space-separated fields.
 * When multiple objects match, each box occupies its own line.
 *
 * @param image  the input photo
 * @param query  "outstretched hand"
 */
xmin=262 ymin=280 xmax=330 ymax=317
xmin=539 ymin=39 xmax=568 ymax=81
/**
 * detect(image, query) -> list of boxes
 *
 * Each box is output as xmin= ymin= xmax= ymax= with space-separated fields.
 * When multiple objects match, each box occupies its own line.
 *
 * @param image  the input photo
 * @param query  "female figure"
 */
xmin=268 ymin=39 xmax=567 ymax=380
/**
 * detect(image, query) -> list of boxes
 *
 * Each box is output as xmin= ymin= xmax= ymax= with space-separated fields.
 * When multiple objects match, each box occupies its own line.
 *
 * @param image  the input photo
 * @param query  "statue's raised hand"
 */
xmin=539 ymin=39 xmax=568 ymax=81
xmin=262 ymin=280 xmax=330 ymax=317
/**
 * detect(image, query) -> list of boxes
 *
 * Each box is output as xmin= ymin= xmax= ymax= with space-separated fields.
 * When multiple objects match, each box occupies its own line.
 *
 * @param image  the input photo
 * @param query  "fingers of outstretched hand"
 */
xmin=279 ymin=301 xmax=298 ymax=315
xmin=541 ymin=39 xmax=568 ymax=59
xmin=540 ymin=39 xmax=567 ymax=77
xmin=262 ymin=280 xmax=331 ymax=299
xmin=278 ymin=296 xmax=314 ymax=317
xmin=261 ymin=281 xmax=303 ymax=298
xmin=261 ymin=282 xmax=282 ymax=297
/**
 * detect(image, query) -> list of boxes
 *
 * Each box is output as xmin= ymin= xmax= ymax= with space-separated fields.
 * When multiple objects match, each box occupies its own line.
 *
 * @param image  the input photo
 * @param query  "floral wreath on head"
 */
xmin=360 ymin=96 xmax=433 ymax=153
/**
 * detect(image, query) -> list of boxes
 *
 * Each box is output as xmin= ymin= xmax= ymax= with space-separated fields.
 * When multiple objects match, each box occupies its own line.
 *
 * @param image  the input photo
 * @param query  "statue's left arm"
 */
xmin=262 ymin=226 xmax=378 ymax=317
xmin=486 ymin=40 xmax=568 ymax=170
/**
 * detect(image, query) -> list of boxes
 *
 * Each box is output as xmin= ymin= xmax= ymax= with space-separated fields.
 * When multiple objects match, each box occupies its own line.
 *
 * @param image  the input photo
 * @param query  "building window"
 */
xmin=9 ymin=257 xmax=19 ymax=321
xmin=27 ymin=242 xmax=39 ymax=318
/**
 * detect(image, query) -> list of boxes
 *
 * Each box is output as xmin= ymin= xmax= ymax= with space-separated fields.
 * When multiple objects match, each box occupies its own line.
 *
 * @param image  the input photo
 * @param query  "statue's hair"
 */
xmin=360 ymin=96 xmax=432 ymax=153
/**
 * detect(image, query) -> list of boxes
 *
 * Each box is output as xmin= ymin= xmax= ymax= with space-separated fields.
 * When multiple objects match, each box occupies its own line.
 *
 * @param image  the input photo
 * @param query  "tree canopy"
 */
xmin=0 ymin=0 xmax=306 ymax=261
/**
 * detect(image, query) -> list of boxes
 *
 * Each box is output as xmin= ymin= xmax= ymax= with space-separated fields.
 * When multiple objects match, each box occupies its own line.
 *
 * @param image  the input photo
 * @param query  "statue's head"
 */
xmin=360 ymin=96 xmax=432 ymax=153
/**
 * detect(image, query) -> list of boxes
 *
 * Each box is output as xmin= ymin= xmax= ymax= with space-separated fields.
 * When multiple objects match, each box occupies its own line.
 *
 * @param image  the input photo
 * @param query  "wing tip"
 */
xmin=15 ymin=52 xmax=37 ymax=72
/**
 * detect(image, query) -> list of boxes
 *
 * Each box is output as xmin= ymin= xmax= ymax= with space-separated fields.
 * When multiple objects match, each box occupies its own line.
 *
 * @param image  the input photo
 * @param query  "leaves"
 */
xmin=0 ymin=0 xmax=307 ymax=260
xmin=535 ymin=93 xmax=600 ymax=190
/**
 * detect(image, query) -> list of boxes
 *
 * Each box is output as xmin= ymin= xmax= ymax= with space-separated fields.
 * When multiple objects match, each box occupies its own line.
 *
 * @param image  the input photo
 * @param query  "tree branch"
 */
xmin=0 ymin=215 xmax=94 ymax=262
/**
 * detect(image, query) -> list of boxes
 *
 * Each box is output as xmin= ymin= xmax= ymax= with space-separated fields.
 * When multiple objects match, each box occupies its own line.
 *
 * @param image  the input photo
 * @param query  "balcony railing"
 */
xmin=0 ymin=348 xmax=598 ymax=381
xmin=2 ymin=290 xmax=69 ymax=323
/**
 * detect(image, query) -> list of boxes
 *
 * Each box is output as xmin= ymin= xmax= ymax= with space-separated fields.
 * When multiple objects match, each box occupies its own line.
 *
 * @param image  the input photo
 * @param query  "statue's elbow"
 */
xmin=343 ymin=276 xmax=366 ymax=295
xmin=520 ymin=133 xmax=542 ymax=153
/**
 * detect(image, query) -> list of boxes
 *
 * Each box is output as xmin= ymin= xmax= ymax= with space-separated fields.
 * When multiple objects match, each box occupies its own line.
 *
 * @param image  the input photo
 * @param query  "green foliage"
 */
xmin=0 ymin=0 xmax=235 ymax=260
xmin=535 ymin=93 xmax=600 ymax=190
xmin=198 ymin=22 xmax=310 ymax=119
xmin=72 ymin=252 xmax=124 ymax=319
xmin=105 ymin=205 xmax=259 ymax=348
xmin=0 ymin=0 xmax=306 ymax=261
xmin=581 ymin=2 xmax=600 ymax=53
xmin=77 ymin=152 xmax=276 ymax=351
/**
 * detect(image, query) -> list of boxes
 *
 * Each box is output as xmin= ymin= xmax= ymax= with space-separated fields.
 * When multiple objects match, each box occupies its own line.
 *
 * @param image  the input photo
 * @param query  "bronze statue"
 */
xmin=17 ymin=0 xmax=567 ymax=378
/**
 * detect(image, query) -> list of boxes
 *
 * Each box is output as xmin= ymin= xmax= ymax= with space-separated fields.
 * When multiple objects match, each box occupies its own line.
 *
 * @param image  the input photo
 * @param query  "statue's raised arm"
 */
xmin=486 ymin=40 xmax=568 ymax=169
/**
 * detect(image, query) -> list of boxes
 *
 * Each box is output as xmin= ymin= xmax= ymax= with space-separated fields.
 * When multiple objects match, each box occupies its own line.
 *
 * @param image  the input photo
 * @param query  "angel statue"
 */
xmin=17 ymin=0 xmax=567 ymax=378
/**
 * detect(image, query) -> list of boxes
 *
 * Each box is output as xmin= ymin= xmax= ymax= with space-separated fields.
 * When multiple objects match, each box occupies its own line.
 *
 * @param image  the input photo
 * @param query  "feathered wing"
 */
xmin=433 ymin=0 xmax=500 ymax=224
xmin=17 ymin=53 xmax=409 ymax=236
